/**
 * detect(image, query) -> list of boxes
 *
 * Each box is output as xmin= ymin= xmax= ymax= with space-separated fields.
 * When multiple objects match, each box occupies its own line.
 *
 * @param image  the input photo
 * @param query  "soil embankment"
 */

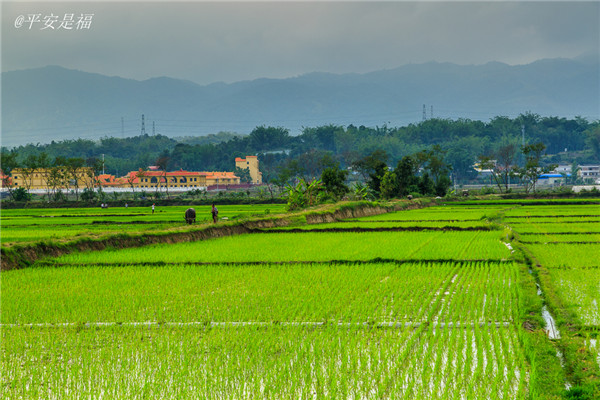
xmin=2 ymin=201 xmax=428 ymax=271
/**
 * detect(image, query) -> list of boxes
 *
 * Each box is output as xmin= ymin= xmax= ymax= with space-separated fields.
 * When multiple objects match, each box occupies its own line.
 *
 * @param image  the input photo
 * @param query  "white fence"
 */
xmin=0 ymin=186 xmax=207 ymax=194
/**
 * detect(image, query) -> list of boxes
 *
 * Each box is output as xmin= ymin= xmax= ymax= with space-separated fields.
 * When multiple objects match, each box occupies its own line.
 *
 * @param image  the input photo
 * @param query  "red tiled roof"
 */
xmin=236 ymin=156 xmax=257 ymax=161
xmin=204 ymin=171 xmax=239 ymax=179
xmin=116 ymin=170 xmax=238 ymax=184
xmin=126 ymin=170 xmax=202 ymax=178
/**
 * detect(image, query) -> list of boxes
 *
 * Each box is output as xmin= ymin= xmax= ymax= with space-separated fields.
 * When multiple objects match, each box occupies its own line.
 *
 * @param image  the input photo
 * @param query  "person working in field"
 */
xmin=152 ymin=203 xmax=155 ymax=214
xmin=211 ymin=203 xmax=218 ymax=223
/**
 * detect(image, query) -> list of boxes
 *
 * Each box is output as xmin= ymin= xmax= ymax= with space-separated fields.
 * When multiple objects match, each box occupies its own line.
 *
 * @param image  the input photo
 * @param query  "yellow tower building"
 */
xmin=235 ymin=156 xmax=262 ymax=184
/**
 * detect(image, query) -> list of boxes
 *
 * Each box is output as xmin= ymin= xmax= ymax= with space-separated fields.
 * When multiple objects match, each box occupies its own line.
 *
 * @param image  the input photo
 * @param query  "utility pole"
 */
xmin=121 ymin=117 xmax=124 ymax=138
xmin=430 ymin=105 xmax=433 ymax=119
xmin=102 ymin=154 xmax=105 ymax=175
xmin=141 ymin=114 xmax=146 ymax=135
xmin=422 ymin=104 xmax=427 ymax=121
xmin=519 ymin=124 xmax=526 ymax=170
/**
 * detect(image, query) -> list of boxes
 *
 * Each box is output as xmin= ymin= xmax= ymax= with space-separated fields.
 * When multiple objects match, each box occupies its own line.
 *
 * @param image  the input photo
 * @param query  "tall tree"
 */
xmin=135 ymin=168 xmax=148 ymax=196
xmin=249 ymin=126 xmax=290 ymax=151
xmin=379 ymin=171 xmax=398 ymax=199
xmin=156 ymin=151 xmax=171 ymax=198
xmin=394 ymin=156 xmax=418 ymax=197
xmin=64 ymin=157 xmax=85 ymax=201
xmin=585 ymin=125 xmax=600 ymax=160
xmin=47 ymin=162 xmax=67 ymax=201
xmin=0 ymin=151 xmax=19 ymax=199
xmin=17 ymin=153 xmax=43 ymax=195
xmin=85 ymin=157 xmax=104 ymax=191
xmin=515 ymin=142 xmax=555 ymax=194
xmin=352 ymin=149 xmax=389 ymax=195
xmin=321 ymin=163 xmax=349 ymax=201
xmin=495 ymin=143 xmax=518 ymax=192
xmin=234 ymin=167 xmax=252 ymax=183
xmin=477 ymin=142 xmax=518 ymax=193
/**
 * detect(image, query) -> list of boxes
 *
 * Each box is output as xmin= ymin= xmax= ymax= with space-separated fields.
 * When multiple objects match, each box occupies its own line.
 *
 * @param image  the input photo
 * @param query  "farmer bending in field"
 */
xmin=211 ymin=203 xmax=218 ymax=223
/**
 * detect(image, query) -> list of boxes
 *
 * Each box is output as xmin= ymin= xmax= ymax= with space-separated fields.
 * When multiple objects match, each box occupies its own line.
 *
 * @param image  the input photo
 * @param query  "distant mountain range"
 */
xmin=2 ymin=58 xmax=598 ymax=147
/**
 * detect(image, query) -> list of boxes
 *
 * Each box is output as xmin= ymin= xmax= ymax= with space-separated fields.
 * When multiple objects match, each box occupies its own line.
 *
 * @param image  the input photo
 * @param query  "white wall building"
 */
xmin=579 ymin=165 xmax=600 ymax=183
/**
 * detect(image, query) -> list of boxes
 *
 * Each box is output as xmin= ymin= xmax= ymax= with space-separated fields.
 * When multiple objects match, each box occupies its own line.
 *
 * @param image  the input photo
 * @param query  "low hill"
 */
xmin=2 ymin=58 xmax=598 ymax=146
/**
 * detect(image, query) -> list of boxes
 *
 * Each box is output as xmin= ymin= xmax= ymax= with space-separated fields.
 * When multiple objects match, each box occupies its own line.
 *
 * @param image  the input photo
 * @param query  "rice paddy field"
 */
xmin=1 ymin=200 xmax=599 ymax=399
xmin=0 ymin=204 xmax=285 ymax=244
xmin=503 ymin=205 xmax=600 ymax=331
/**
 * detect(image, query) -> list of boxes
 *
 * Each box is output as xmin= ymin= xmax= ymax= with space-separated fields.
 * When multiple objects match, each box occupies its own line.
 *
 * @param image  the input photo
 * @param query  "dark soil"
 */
xmin=255 ymin=226 xmax=493 ymax=233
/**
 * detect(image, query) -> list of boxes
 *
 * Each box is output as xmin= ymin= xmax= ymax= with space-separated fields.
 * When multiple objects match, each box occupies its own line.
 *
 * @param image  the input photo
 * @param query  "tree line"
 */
xmin=2 ymin=113 xmax=599 ymax=200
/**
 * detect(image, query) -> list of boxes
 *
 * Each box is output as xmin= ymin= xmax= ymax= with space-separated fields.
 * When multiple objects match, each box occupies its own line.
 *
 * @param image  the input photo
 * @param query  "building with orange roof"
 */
xmin=2 ymin=157 xmax=252 ymax=193
xmin=96 ymin=169 xmax=243 ymax=191
xmin=0 ymin=171 xmax=11 ymax=189
xmin=235 ymin=156 xmax=262 ymax=184
xmin=202 ymin=171 xmax=240 ymax=186
xmin=122 ymin=169 xmax=212 ymax=190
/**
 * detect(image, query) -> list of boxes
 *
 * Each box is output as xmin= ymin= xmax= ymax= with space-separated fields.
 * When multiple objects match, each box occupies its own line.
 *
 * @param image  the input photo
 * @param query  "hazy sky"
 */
xmin=2 ymin=1 xmax=599 ymax=85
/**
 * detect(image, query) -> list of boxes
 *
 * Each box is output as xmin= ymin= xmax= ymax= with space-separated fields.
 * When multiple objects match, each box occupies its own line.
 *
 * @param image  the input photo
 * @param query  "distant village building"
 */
xmin=9 ymin=167 xmax=95 ymax=190
xmin=4 ymin=157 xmax=258 ymax=192
xmin=0 ymin=171 xmax=10 ymax=189
xmin=552 ymin=164 xmax=572 ymax=175
xmin=118 ymin=170 xmax=241 ymax=190
xmin=125 ymin=170 xmax=208 ymax=189
xmin=536 ymin=173 xmax=567 ymax=186
xmin=203 ymin=171 xmax=240 ymax=186
xmin=579 ymin=165 xmax=600 ymax=183
xmin=235 ymin=156 xmax=263 ymax=184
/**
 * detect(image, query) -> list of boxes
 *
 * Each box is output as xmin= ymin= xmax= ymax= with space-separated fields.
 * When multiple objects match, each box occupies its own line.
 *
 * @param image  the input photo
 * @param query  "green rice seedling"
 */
xmin=1 ymin=204 xmax=287 ymax=246
xmin=270 ymin=219 xmax=493 ymax=230
xmin=525 ymin=243 xmax=600 ymax=268
xmin=6 ymin=199 xmax=575 ymax=399
xmin=49 ymin=230 xmax=512 ymax=266
xmin=547 ymin=267 xmax=600 ymax=326
xmin=508 ymin=220 xmax=600 ymax=234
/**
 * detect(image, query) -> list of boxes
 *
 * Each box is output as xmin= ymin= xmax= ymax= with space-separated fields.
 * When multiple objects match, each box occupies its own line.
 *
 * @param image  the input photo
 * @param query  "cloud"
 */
xmin=2 ymin=1 xmax=598 ymax=84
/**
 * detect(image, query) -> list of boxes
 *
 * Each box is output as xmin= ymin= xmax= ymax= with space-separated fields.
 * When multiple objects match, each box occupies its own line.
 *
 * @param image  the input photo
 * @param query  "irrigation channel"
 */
xmin=504 ymin=220 xmax=576 ymax=391
xmin=531 ymin=257 xmax=570 ymax=390
xmin=536 ymin=284 xmax=570 ymax=389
